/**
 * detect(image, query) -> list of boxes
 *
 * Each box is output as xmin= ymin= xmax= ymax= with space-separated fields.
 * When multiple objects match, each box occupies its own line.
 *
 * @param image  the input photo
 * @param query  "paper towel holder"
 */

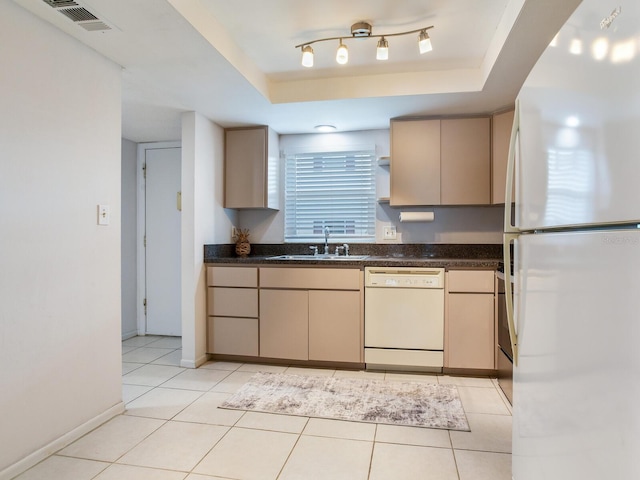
xmin=399 ymin=211 xmax=435 ymax=222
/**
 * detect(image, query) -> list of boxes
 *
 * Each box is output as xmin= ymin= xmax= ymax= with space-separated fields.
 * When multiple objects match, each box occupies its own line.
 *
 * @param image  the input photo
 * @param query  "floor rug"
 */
xmin=220 ymin=372 xmax=470 ymax=431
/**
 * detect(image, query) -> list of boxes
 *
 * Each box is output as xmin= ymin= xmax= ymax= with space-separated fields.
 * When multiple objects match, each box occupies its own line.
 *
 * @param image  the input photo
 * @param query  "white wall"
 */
xmin=241 ymin=129 xmax=503 ymax=244
xmin=0 ymin=3 xmax=123 ymax=477
xmin=181 ymin=112 xmax=236 ymax=368
xmin=121 ymin=138 xmax=138 ymax=339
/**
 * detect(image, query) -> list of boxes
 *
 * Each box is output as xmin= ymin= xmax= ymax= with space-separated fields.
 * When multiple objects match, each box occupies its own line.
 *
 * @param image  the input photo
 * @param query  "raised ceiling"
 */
xmin=14 ymin=0 xmax=579 ymax=142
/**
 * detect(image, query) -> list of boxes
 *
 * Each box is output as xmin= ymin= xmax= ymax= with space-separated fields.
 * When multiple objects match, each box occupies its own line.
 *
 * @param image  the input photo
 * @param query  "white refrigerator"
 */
xmin=503 ymin=1 xmax=640 ymax=479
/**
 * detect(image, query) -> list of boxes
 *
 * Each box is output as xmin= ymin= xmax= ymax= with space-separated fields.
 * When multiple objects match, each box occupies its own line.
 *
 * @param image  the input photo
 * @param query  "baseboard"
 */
xmin=0 ymin=402 xmax=125 ymax=480
xmin=442 ymin=367 xmax=498 ymax=377
xmin=180 ymin=353 xmax=210 ymax=369
xmin=121 ymin=329 xmax=138 ymax=341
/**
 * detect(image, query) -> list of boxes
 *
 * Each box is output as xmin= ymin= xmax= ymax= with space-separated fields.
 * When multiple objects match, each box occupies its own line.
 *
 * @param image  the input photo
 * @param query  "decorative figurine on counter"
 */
xmin=233 ymin=228 xmax=251 ymax=257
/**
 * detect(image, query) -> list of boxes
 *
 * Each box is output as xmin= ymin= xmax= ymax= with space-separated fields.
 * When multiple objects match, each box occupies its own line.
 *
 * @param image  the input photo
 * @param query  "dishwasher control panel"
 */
xmin=365 ymin=267 xmax=444 ymax=289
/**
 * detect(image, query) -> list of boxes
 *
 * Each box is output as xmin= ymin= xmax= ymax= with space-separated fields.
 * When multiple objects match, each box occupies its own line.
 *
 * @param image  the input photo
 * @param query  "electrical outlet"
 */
xmin=383 ymin=225 xmax=397 ymax=240
xmin=231 ymin=226 xmax=238 ymax=239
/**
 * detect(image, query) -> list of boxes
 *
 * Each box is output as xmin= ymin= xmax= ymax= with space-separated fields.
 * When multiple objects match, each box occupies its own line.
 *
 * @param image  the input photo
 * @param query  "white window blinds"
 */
xmin=285 ymin=149 xmax=376 ymax=243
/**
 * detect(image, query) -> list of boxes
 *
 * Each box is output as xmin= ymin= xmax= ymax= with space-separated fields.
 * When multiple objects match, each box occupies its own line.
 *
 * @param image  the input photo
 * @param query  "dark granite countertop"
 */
xmin=204 ymin=244 xmax=502 ymax=270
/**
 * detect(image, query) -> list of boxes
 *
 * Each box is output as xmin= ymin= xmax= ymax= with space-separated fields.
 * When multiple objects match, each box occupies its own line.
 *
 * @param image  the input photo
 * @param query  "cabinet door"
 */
xmin=207 ymin=317 xmax=259 ymax=356
xmin=447 ymin=293 xmax=495 ymax=369
xmin=259 ymin=289 xmax=308 ymax=360
xmin=225 ymin=127 xmax=267 ymax=208
xmin=309 ymin=290 xmax=361 ymax=363
xmin=390 ymin=119 xmax=441 ymax=206
xmin=491 ymin=109 xmax=515 ymax=204
xmin=441 ymin=118 xmax=491 ymax=205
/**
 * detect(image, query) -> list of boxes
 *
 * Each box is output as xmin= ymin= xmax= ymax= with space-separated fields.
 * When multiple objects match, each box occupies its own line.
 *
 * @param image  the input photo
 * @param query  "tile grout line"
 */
xmin=273 ymin=417 xmax=310 ymax=480
xmin=366 ymin=424 xmax=379 ymax=480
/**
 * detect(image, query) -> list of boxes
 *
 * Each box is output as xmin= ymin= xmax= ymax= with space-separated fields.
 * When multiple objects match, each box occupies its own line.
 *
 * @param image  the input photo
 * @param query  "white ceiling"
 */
xmin=14 ymin=0 xmax=579 ymax=142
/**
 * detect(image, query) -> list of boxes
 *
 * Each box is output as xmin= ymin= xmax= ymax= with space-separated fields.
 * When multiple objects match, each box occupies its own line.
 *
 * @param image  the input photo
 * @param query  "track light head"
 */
xmin=376 ymin=37 xmax=389 ymax=60
xmin=301 ymin=45 xmax=314 ymax=67
xmin=336 ymin=40 xmax=349 ymax=64
xmin=418 ymin=30 xmax=432 ymax=54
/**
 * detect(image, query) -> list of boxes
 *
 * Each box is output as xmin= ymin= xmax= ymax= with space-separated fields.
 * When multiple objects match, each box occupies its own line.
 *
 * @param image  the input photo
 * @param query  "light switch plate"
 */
xmin=98 ymin=204 xmax=110 ymax=226
xmin=383 ymin=225 xmax=397 ymax=240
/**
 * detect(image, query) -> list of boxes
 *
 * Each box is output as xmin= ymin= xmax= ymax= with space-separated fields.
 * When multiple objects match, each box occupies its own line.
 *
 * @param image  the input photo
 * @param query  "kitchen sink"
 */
xmin=267 ymin=254 xmax=369 ymax=261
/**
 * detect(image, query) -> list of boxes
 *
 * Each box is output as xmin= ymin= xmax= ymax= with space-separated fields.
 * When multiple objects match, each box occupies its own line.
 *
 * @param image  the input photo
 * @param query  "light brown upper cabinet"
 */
xmin=390 ymin=119 xmax=441 ymax=206
xmin=491 ymin=109 xmax=515 ymax=204
xmin=440 ymin=117 xmax=491 ymax=205
xmin=224 ymin=126 xmax=279 ymax=209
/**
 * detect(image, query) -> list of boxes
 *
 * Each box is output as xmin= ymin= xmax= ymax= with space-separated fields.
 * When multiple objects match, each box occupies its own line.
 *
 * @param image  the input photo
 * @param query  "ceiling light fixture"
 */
xmin=314 ymin=125 xmax=337 ymax=132
xmin=296 ymin=22 xmax=434 ymax=67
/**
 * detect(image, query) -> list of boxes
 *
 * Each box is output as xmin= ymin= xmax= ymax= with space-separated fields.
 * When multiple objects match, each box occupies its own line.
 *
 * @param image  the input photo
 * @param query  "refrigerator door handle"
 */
xmin=503 ymin=232 xmax=518 ymax=365
xmin=504 ymin=99 xmax=520 ymax=234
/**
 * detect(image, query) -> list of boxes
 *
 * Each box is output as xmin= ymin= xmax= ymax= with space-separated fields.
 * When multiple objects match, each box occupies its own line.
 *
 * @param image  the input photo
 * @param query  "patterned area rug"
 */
xmin=221 ymin=372 xmax=470 ymax=431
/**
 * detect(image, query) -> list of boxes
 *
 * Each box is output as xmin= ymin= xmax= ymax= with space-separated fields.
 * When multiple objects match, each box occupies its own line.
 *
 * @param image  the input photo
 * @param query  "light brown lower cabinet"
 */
xmin=207 ymin=316 xmax=259 ymax=356
xmin=207 ymin=265 xmax=363 ymax=364
xmin=206 ymin=266 xmax=259 ymax=356
xmin=445 ymin=269 xmax=495 ymax=370
xmin=308 ymin=290 xmax=361 ymax=363
xmin=259 ymin=289 xmax=309 ymax=361
xmin=446 ymin=293 xmax=495 ymax=369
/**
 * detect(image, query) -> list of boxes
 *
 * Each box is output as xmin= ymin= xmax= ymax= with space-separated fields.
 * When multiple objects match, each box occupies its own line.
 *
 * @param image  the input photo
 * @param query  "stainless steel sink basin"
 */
xmin=267 ymin=254 xmax=369 ymax=261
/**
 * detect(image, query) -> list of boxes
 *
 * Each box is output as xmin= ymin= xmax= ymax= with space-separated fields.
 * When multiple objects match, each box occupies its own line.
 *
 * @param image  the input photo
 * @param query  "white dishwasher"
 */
xmin=364 ymin=267 xmax=445 ymax=371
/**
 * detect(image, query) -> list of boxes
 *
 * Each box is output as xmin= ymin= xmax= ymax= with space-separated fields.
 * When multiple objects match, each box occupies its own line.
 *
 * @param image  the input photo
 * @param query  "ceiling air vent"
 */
xmin=41 ymin=0 xmax=80 ymax=7
xmin=40 ymin=0 xmax=112 ymax=32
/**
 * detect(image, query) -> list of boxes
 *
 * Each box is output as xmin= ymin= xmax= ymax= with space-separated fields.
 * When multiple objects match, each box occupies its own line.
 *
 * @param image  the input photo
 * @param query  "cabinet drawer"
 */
xmin=207 ymin=316 xmax=258 ymax=356
xmin=207 ymin=287 xmax=258 ymax=317
xmin=260 ymin=267 xmax=361 ymax=290
xmin=447 ymin=270 xmax=494 ymax=293
xmin=207 ymin=266 xmax=257 ymax=287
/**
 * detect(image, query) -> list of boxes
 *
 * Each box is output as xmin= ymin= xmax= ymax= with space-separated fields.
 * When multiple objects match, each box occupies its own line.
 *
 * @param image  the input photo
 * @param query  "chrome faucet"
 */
xmin=334 ymin=243 xmax=350 ymax=256
xmin=323 ymin=227 xmax=330 ymax=254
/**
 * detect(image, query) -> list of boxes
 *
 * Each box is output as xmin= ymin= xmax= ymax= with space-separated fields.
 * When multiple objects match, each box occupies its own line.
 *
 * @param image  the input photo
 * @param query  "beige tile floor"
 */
xmin=14 ymin=335 xmax=513 ymax=480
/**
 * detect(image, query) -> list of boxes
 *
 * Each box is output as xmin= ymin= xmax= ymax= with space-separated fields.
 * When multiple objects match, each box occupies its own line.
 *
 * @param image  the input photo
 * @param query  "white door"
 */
xmin=145 ymin=147 xmax=181 ymax=336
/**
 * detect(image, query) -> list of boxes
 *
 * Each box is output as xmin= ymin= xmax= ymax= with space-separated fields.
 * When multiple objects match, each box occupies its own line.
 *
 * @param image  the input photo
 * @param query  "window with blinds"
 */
xmin=285 ymin=149 xmax=376 ymax=243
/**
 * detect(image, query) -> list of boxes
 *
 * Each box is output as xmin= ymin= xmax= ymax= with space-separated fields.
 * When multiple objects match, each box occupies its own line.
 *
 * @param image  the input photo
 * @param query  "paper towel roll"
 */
xmin=399 ymin=211 xmax=434 ymax=222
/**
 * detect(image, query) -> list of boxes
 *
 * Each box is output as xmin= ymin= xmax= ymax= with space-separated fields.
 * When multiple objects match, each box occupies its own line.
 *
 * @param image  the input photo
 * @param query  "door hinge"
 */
xmin=143 ymin=298 xmax=147 ymax=315
xmin=142 ymin=163 xmax=146 ymax=178
xmin=144 ymin=235 xmax=146 ymax=248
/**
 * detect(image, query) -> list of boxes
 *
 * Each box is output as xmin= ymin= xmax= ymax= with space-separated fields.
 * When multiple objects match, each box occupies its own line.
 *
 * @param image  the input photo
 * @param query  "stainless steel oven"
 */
xmin=496 ymin=265 xmax=513 ymax=404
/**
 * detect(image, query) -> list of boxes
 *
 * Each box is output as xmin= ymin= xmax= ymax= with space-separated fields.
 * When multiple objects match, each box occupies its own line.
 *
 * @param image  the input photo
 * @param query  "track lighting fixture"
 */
xmin=296 ymin=22 xmax=434 ymax=67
